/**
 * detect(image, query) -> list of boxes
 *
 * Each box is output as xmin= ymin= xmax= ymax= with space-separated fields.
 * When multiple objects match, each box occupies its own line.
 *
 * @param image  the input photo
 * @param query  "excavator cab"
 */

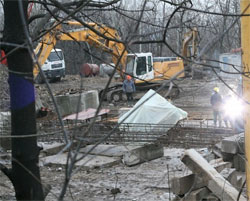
xmin=125 ymin=52 xmax=154 ymax=83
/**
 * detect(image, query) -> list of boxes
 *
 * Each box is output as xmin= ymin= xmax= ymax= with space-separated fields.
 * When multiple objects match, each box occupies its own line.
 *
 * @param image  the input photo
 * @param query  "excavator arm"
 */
xmin=181 ymin=27 xmax=198 ymax=75
xmin=181 ymin=27 xmax=198 ymax=61
xmin=34 ymin=21 xmax=127 ymax=79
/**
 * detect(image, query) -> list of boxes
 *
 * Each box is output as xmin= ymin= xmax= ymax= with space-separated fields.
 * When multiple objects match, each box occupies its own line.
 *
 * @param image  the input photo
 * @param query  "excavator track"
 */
xmin=100 ymin=82 xmax=180 ymax=102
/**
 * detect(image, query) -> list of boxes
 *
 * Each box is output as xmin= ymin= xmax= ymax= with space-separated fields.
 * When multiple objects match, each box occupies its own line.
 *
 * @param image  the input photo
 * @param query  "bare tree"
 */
xmin=2 ymin=0 xmax=44 ymax=200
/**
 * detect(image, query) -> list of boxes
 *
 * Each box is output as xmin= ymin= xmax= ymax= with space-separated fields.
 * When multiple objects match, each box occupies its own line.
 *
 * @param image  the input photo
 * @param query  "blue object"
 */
xmin=9 ymin=73 xmax=35 ymax=110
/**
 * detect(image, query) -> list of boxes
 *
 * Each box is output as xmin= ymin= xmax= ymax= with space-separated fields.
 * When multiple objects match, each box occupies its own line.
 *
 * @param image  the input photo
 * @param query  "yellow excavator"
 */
xmin=34 ymin=21 xmax=127 ymax=82
xmin=34 ymin=21 xmax=197 ymax=101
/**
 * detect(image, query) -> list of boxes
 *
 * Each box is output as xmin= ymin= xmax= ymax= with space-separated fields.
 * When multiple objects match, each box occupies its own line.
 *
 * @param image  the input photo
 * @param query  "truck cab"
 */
xmin=36 ymin=48 xmax=65 ymax=83
xmin=125 ymin=52 xmax=154 ymax=83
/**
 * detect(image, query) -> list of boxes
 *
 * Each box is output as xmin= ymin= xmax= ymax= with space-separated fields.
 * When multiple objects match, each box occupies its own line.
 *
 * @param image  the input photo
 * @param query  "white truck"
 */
xmin=36 ymin=48 xmax=65 ymax=83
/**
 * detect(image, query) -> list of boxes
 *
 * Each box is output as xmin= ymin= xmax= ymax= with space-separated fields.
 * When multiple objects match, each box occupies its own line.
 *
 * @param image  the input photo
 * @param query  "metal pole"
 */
xmin=241 ymin=0 xmax=250 ymax=199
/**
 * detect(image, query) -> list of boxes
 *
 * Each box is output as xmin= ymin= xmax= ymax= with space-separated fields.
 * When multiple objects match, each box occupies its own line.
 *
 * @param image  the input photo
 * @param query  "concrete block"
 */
xmin=222 ymin=152 xmax=234 ymax=162
xmin=41 ymin=153 xmax=121 ymax=169
xmin=221 ymin=133 xmax=245 ymax=154
xmin=171 ymin=161 xmax=232 ymax=195
xmin=230 ymin=171 xmax=246 ymax=189
xmin=171 ymin=174 xmax=200 ymax=195
xmin=181 ymin=149 xmax=245 ymax=201
xmin=55 ymin=90 xmax=99 ymax=116
xmin=213 ymin=161 xmax=232 ymax=173
xmin=220 ymin=168 xmax=236 ymax=181
xmin=39 ymin=142 xmax=66 ymax=157
xmin=79 ymin=145 xmax=142 ymax=157
xmin=233 ymin=154 xmax=245 ymax=172
xmin=181 ymin=187 xmax=210 ymax=201
xmin=122 ymin=144 xmax=164 ymax=166
xmin=212 ymin=143 xmax=222 ymax=158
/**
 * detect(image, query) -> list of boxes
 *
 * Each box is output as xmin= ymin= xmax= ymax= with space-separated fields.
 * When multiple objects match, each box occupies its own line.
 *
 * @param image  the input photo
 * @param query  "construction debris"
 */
xmin=122 ymin=144 xmax=164 ymax=166
xmin=40 ymin=152 xmax=121 ymax=170
xmin=55 ymin=90 xmax=99 ymax=116
xmin=221 ymin=133 xmax=245 ymax=172
xmin=174 ymin=149 xmax=245 ymax=201
xmin=171 ymin=160 xmax=232 ymax=195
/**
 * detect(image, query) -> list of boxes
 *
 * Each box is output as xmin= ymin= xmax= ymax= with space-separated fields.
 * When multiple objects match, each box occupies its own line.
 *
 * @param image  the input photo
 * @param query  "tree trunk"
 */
xmin=3 ymin=1 xmax=44 ymax=200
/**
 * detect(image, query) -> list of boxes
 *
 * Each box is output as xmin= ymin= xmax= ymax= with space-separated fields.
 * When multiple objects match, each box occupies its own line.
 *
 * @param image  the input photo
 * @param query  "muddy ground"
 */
xmin=1 ymin=148 xmax=187 ymax=201
xmin=0 ymin=73 xmax=240 ymax=200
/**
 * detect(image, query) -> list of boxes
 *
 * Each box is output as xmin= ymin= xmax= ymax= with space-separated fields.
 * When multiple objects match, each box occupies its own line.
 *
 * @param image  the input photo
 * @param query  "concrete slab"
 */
xmin=122 ymin=144 xmax=164 ymax=166
xmin=55 ymin=90 xmax=99 ymax=116
xmin=39 ymin=142 xmax=66 ymax=156
xmin=181 ymin=149 xmax=245 ymax=201
xmin=41 ymin=153 xmax=121 ymax=169
xmin=221 ymin=133 xmax=245 ymax=154
xmin=79 ymin=144 xmax=142 ymax=157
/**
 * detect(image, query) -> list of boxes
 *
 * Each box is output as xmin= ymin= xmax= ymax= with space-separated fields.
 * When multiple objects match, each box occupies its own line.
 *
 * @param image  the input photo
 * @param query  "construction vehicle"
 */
xmin=33 ymin=21 xmax=127 ymax=82
xmin=35 ymin=48 xmax=65 ymax=83
xmin=34 ymin=21 xmax=197 ymax=101
xmin=181 ymin=28 xmax=199 ymax=77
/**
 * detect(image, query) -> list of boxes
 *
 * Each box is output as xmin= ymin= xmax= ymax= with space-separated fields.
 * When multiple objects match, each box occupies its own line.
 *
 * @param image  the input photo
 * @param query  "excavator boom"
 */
xmin=34 ymin=21 xmax=127 ymax=79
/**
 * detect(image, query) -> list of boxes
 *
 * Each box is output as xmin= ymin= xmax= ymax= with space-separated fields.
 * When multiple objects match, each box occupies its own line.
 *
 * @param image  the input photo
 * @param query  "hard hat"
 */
xmin=126 ymin=75 xmax=132 ymax=80
xmin=214 ymin=87 xmax=219 ymax=92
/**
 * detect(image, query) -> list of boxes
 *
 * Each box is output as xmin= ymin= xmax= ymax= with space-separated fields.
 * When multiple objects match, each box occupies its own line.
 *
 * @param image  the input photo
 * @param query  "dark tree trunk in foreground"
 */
xmin=2 ymin=1 xmax=44 ymax=200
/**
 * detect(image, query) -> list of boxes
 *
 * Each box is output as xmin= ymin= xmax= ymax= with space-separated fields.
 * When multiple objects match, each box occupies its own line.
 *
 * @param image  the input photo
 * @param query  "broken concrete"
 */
xmin=220 ymin=167 xmax=236 ymax=182
xmin=181 ymin=149 xmax=245 ymax=201
xmin=39 ymin=142 xmax=66 ymax=157
xmin=221 ymin=133 xmax=245 ymax=154
xmin=41 ymin=152 xmax=120 ymax=169
xmin=181 ymin=187 xmax=211 ymax=201
xmin=122 ymin=144 xmax=164 ymax=166
xmin=171 ymin=160 xmax=232 ymax=195
xmin=233 ymin=154 xmax=245 ymax=172
xmin=79 ymin=144 xmax=142 ymax=157
xmin=55 ymin=90 xmax=99 ymax=116
xmin=230 ymin=171 xmax=246 ymax=189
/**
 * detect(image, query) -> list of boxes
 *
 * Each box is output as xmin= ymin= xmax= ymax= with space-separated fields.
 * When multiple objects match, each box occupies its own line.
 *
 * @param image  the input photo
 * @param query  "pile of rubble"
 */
xmin=171 ymin=133 xmax=246 ymax=201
